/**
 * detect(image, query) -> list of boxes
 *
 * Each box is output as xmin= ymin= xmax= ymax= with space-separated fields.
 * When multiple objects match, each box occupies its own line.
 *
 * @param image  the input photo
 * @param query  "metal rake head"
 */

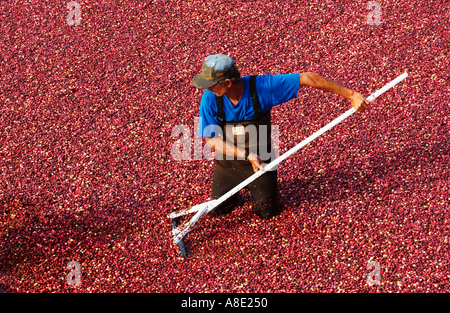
xmin=172 ymin=219 xmax=187 ymax=258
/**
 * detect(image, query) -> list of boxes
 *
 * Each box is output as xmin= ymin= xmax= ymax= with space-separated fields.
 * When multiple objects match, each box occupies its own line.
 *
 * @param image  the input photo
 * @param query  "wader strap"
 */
xmin=216 ymin=95 xmax=225 ymax=124
xmin=215 ymin=75 xmax=261 ymax=124
xmin=248 ymin=75 xmax=262 ymax=120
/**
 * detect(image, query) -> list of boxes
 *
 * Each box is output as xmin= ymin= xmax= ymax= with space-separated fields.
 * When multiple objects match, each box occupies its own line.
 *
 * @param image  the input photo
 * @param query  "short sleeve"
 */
xmin=258 ymin=73 xmax=300 ymax=107
xmin=198 ymin=91 xmax=221 ymax=137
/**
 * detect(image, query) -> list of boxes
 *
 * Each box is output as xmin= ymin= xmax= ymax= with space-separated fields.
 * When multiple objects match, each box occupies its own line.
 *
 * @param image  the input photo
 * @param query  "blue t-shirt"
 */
xmin=198 ymin=74 xmax=300 ymax=137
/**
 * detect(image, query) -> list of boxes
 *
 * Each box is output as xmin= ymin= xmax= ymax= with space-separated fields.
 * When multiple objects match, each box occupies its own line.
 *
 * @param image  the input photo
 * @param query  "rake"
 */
xmin=168 ymin=72 xmax=408 ymax=257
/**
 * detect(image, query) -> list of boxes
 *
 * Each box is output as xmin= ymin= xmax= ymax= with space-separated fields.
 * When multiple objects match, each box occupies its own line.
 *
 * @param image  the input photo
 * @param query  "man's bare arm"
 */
xmin=299 ymin=72 xmax=369 ymax=112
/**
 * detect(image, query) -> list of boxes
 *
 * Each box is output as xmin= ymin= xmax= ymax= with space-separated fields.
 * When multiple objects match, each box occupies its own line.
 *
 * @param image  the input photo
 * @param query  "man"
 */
xmin=192 ymin=54 xmax=369 ymax=220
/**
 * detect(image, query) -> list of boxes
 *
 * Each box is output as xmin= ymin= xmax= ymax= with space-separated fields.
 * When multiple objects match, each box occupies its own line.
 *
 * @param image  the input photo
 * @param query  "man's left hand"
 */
xmin=349 ymin=92 xmax=370 ymax=112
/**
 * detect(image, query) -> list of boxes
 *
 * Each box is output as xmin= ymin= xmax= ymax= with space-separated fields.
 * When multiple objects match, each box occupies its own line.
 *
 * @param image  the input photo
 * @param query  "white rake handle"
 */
xmin=172 ymin=72 xmax=408 ymax=244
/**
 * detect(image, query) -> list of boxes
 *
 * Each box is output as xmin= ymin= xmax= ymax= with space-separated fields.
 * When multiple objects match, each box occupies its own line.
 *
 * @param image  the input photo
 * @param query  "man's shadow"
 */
xmin=0 ymin=194 xmax=143 ymax=287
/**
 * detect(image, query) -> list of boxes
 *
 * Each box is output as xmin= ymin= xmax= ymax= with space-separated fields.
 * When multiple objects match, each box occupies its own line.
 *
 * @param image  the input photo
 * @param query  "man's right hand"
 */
xmin=247 ymin=153 xmax=265 ymax=173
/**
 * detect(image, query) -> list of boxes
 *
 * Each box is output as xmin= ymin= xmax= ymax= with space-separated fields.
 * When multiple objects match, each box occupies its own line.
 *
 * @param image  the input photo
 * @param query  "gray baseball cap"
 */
xmin=192 ymin=54 xmax=236 ymax=89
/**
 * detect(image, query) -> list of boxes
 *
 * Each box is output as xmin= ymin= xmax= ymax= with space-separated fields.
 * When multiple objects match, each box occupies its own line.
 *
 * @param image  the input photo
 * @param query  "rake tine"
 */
xmin=167 ymin=199 xmax=219 ymax=219
xmin=172 ymin=219 xmax=187 ymax=258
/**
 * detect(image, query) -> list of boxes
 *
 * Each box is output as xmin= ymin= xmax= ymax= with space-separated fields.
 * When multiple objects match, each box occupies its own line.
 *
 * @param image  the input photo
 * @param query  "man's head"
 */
xmin=192 ymin=54 xmax=241 ymax=90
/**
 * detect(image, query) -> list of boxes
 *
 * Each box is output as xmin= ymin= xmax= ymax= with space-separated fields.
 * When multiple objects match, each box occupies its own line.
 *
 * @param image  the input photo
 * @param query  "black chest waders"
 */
xmin=211 ymin=75 xmax=279 ymax=219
